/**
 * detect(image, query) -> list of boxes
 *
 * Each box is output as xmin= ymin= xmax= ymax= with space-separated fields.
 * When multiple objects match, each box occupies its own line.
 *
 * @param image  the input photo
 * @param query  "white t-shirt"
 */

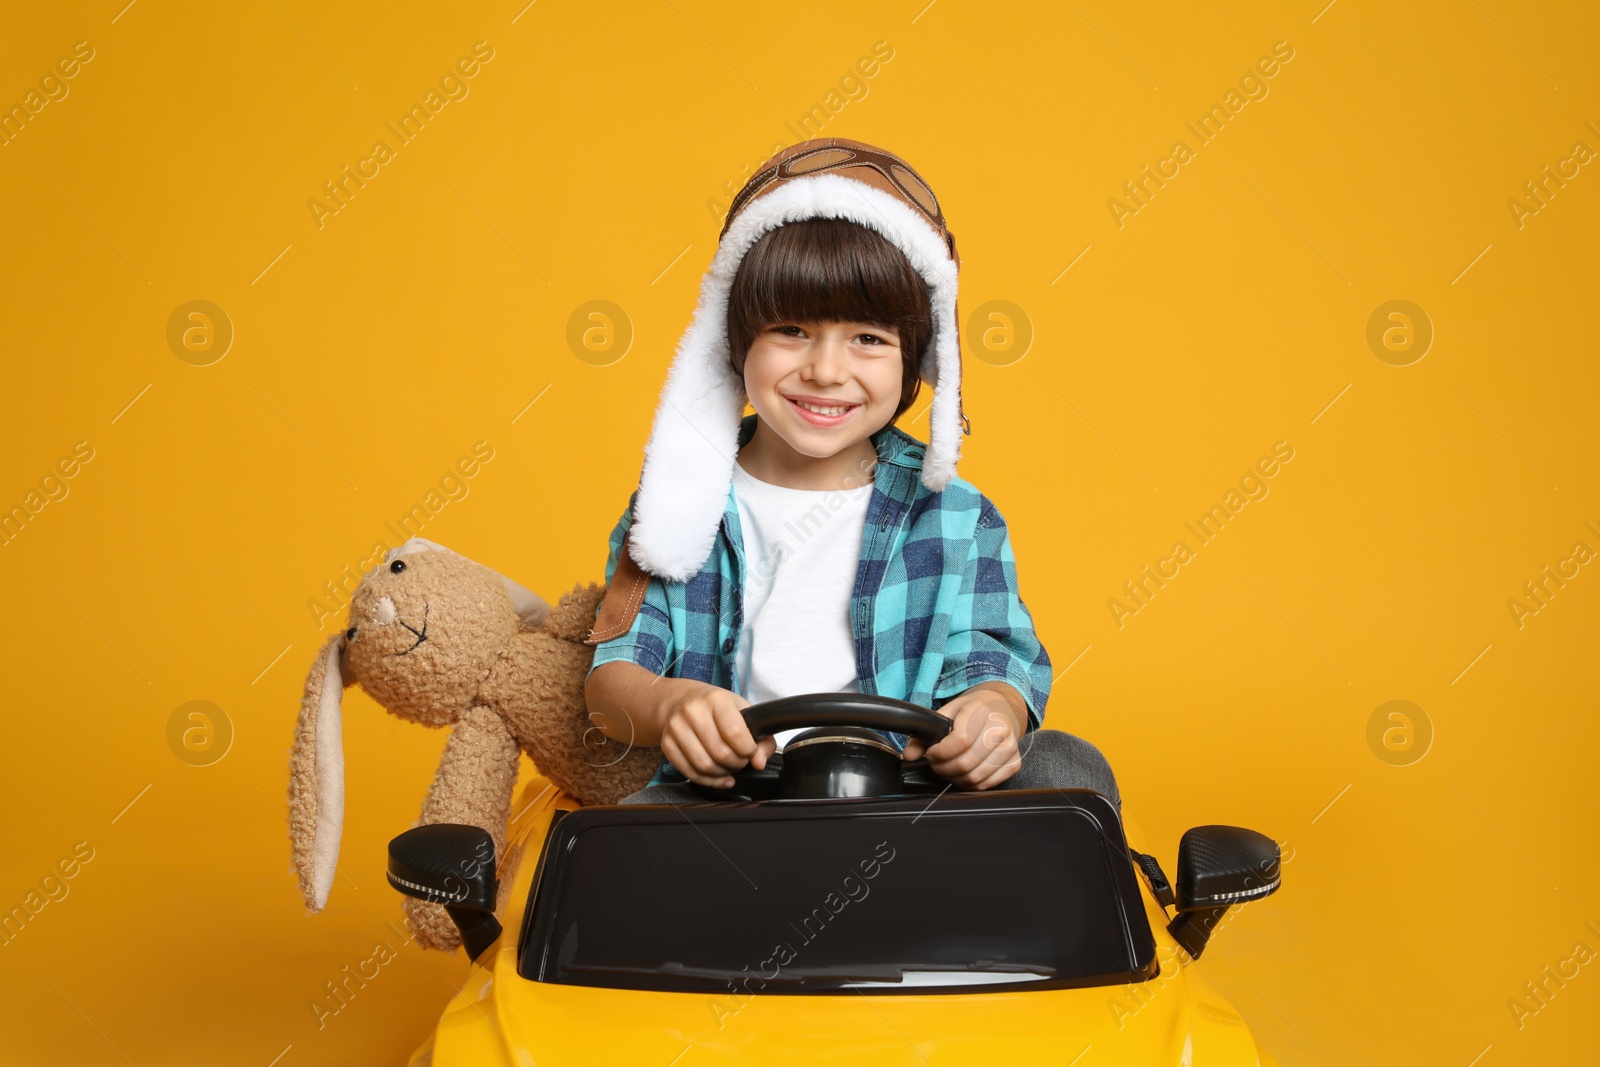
xmin=730 ymin=459 xmax=875 ymax=751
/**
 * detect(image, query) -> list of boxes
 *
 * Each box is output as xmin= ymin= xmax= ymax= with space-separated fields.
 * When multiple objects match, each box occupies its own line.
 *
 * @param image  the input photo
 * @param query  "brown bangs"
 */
xmin=727 ymin=217 xmax=931 ymax=426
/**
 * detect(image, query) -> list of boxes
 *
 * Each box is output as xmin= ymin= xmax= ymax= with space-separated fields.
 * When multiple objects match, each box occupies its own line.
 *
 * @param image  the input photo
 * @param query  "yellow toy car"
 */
xmin=389 ymin=694 xmax=1283 ymax=1065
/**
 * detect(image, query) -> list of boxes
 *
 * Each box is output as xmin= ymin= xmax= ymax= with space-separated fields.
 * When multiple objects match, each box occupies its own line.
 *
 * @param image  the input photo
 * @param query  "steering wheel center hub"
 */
xmin=779 ymin=726 xmax=905 ymax=799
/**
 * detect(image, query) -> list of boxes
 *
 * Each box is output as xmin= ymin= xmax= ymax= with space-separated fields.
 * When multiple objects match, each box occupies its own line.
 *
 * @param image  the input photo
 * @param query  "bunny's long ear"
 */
xmin=289 ymin=631 xmax=348 ymax=912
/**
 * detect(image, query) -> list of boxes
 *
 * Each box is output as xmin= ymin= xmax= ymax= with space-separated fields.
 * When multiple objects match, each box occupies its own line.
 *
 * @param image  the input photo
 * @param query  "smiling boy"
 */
xmin=583 ymin=138 xmax=1120 ymax=808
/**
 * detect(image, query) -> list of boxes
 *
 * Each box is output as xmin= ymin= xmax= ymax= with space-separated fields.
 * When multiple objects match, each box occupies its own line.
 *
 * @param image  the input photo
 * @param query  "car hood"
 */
xmin=419 ymin=943 xmax=1270 ymax=1066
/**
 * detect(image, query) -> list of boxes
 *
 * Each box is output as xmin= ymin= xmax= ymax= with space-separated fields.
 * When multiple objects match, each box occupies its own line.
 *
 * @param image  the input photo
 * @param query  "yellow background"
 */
xmin=2 ymin=1 xmax=1596 ymax=1063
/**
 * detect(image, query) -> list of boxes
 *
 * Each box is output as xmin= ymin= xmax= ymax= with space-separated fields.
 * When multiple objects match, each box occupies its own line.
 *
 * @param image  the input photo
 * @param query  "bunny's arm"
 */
xmin=402 ymin=704 xmax=521 ymax=953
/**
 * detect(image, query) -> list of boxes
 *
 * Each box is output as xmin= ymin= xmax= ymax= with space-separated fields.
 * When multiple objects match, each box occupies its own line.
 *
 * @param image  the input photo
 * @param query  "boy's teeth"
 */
xmin=795 ymin=399 xmax=853 ymax=415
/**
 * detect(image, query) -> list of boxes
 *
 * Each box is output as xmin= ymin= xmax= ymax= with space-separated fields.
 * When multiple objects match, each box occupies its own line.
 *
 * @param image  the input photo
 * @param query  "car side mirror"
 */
xmin=1166 ymin=825 xmax=1280 ymax=959
xmin=387 ymin=824 xmax=502 ymax=962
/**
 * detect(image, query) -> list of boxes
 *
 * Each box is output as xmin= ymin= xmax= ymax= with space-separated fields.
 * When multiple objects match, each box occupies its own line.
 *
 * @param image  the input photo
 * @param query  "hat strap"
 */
xmin=585 ymin=527 xmax=650 ymax=645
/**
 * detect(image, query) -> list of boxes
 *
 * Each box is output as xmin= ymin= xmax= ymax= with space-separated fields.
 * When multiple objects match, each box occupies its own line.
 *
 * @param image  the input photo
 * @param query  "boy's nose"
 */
xmin=804 ymin=338 xmax=850 ymax=381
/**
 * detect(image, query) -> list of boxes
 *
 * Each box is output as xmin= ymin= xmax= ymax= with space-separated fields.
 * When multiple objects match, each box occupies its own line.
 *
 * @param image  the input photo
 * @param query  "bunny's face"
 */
xmin=341 ymin=550 xmax=517 ymax=726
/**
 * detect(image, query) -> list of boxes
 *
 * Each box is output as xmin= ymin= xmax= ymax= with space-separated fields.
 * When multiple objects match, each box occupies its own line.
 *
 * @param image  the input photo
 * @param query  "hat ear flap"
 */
xmin=289 ymin=632 xmax=348 ymax=912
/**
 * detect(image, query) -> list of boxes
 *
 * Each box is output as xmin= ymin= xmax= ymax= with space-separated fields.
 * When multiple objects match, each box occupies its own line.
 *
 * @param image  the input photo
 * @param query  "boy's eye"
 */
xmin=766 ymin=324 xmax=894 ymax=345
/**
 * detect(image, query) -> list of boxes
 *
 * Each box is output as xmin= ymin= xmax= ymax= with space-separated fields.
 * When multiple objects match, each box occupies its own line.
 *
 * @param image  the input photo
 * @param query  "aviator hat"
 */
xmin=622 ymin=136 xmax=970 ymax=584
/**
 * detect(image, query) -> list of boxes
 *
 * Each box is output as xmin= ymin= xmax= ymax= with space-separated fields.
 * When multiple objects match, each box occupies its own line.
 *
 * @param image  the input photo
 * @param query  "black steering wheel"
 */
xmin=688 ymin=692 xmax=954 ymax=802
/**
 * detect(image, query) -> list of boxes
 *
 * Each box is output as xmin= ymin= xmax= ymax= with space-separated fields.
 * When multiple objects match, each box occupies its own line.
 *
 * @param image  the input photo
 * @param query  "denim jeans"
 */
xmin=616 ymin=728 xmax=1121 ymax=811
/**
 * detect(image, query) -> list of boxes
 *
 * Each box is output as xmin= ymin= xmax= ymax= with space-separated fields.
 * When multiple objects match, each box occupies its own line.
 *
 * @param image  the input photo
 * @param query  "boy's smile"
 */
xmin=783 ymin=392 xmax=861 ymax=427
xmin=739 ymin=319 xmax=904 ymax=491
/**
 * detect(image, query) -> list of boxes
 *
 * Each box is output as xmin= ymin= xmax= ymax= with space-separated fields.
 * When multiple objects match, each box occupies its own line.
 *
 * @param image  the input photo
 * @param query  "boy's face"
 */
xmin=742 ymin=319 xmax=905 ymax=460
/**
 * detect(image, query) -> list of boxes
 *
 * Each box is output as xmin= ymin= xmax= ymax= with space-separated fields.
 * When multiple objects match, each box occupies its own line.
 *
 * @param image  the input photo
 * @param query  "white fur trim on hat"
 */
xmin=628 ymin=173 xmax=963 ymax=583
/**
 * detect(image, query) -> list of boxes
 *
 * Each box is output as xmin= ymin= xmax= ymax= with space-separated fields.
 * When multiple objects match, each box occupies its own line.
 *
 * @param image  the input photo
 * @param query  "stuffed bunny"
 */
xmin=288 ymin=537 xmax=659 ymax=952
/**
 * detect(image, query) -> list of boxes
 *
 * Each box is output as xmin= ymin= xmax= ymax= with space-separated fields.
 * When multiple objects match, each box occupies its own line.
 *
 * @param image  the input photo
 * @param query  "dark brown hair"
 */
xmin=726 ymin=217 xmax=931 ymax=427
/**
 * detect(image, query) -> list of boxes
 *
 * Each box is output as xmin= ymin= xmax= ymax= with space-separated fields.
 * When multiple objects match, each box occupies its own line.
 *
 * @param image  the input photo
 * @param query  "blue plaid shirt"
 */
xmin=588 ymin=413 xmax=1051 ymax=787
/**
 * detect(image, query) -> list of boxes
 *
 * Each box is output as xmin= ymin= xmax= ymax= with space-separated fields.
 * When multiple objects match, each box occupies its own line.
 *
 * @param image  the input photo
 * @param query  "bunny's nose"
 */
xmin=372 ymin=596 xmax=398 ymax=625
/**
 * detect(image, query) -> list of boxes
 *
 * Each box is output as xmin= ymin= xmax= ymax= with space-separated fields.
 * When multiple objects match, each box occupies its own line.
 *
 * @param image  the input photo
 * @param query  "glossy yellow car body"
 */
xmin=406 ymin=774 xmax=1280 ymax=1067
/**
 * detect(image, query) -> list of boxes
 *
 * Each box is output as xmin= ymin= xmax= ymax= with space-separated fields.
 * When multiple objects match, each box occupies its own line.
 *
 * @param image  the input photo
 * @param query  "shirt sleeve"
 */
xmin=586 ymin=490 xmax=676 ymax=681
xmin=931 ymin=494 xmax=1052 ymax=733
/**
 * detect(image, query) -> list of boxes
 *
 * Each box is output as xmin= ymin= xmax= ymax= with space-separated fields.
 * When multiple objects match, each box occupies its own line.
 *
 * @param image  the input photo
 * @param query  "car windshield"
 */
xmin=518 ymin=795 xmax=1156 ymax=995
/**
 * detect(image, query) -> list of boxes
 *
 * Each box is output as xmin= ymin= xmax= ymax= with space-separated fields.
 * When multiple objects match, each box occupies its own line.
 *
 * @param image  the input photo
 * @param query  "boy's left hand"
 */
xmin=901 ymin=681 xmax=1028 ymax=790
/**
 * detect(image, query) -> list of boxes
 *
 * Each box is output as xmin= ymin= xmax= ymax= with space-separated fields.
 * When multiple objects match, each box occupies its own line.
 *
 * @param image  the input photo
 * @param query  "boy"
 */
xmin=584 ymin=138 xmax=1119 ymax=809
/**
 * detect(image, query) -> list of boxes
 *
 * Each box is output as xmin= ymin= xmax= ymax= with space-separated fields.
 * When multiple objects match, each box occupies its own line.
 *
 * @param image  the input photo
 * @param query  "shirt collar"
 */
xmin=725 ymin=412 xmax=926 ymax=572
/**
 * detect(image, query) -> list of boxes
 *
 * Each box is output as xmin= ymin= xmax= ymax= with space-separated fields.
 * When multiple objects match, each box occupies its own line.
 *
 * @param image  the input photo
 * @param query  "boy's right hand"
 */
xmin=659 ymin=679 xmax=775 ymax=789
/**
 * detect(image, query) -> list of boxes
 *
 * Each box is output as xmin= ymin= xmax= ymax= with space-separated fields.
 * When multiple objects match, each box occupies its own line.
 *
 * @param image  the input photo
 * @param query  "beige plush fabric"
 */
xmin=288 ymin=545 xmax=659 ymax=951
